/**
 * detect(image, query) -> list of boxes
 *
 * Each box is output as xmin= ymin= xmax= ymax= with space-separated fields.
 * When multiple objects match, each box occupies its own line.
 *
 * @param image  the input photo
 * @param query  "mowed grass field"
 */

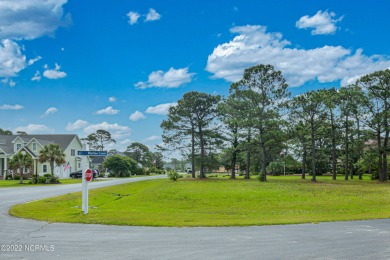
xmin=10 ymin=175 xmax=390 ymax=227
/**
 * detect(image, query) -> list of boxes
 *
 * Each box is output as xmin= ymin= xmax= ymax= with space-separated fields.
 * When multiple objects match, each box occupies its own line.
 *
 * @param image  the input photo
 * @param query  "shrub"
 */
xmin=167 ymin=170 xmax=182 ymax=181
xmin=47 ymin=175 xmax=60 ymax=184
xmin=43 ymin=173 xmax=52 ymax=178
xmin=6 ymin=174 xmax=13 ymax=180
xmin=39 ymin=176 xmax=47 ymax=183
xmin=13 ymin=176 xmax=29 ymax=180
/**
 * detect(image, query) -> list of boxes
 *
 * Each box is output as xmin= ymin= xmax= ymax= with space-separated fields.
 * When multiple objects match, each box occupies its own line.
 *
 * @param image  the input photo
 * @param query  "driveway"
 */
xmin=1 ymin=176 xmax=389 ymax=259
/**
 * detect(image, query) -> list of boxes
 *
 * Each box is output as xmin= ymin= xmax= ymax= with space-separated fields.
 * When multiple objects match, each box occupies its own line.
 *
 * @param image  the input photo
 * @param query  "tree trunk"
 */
xmin=260 ymin=142 xmax=267 ymax=182
xmin=231 ymin=126 xmax=238 ymax=179
xmin=231 ymin=151 xmax=237 ymax=179
xmin=259 ymin=124 xmax=267 ymax=182
xmin=311 ymin=120 xmax=316 ymax=182
xmin=245 ymin=128 xmax=251 ymax=179
xmin=356 ymin=118 xmax=363 ymax=180
xmin=377 ymin=130 xmax=384 ymax=182
xmin=383 ymin=96 xmax=389 ymax=181
xmin=331 ymin=112 xmax=337 ymax=180
xmin=383 ymin=120 xmax=389 ymax=182
xmin=19 ymin=167 xmax=23 ymax=184
xmin=344 ymin=117 xmax=349 ymax=181
xmin=302 ymin=144 xmax=307 ymax=179
xmin=198 ymin=125 xmax=205 ymax=178
xmin=50 ymin=160 xmax=55 ymax=177
xmin=191 ymin=126 xmax=195 ymax=178
xmin=350 ymin=137 xmax=354 ymax=180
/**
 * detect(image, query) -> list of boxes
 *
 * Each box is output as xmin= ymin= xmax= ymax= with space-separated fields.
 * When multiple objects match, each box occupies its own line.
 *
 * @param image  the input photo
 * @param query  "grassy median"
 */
xmin=10 ymin=175 xmax=390 ymax=227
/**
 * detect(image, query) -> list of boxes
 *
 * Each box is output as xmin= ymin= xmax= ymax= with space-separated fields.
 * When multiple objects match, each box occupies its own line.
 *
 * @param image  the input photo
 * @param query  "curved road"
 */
xmin=1 ymin=176 xmax=389 ymax=259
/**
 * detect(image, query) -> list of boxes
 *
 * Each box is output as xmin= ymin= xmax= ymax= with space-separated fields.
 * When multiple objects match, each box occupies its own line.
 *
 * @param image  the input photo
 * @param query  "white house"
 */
xmin=0 ymin=134 xmax=86 ymax=179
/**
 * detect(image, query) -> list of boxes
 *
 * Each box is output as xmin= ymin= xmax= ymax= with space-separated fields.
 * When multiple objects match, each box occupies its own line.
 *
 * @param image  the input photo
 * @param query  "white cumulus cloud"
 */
xmin=66 ymin=119 xmax=89 ymax=131
xmin=0 ymin=39 xmax=29 ymax=77
xmin=31 ymin=71 xmax=41 ymax=81
xmin=145 ymin=102 xmax=177 ymax=115
xmin=43 ymin=63 xmax=67 ymax=79
xmin=127 ymin=11 xmax=140 ymax=25
xmin=135 ymin=67 xmax=194 ymax=89
xmin=145 ymin=8 xmax=161 ymax=22
xmin=0 ymin=104 xmax=23 ymax=110
xmin=41 ymin=107 xmax=58 ymax=117
xmin=84 ymin=122 xmax=131 ymax=140
xmin=0 ymin=0 xmax=71 ymax=40
xmin=108 ymin=96 xmax=116 ymax=102
xmin=96 ymin=106 xmax=119 ymax=115
xmin=206 ymin=25 xmax=390 ymax=87
xmin=15 ymin=124 xmax=53 ymax=134
xmin=129 ymin=111 xmax=146 ymax=121
xmin=296 ymin=10 xmax=342 ymax=35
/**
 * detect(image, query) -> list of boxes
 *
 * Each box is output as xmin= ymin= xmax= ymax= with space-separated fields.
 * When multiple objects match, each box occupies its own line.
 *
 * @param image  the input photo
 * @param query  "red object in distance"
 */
xmin=85 ymin=169 xmax=93 ymax=182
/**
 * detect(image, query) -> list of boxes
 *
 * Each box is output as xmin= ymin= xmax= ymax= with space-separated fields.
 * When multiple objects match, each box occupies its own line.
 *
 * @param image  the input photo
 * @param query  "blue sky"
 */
xmin=1 ymin=0 xmax=390 ymax=153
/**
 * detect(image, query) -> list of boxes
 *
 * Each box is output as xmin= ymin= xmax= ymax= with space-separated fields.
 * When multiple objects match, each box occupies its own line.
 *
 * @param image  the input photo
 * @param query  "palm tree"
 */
xmin=38 ymin=144 xmax=66 ymax=177
xmin=9 ymin=153 xmax=33 ymax=184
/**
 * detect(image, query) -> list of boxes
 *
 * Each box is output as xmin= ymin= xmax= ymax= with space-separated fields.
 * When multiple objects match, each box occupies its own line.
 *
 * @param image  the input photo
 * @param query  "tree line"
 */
xmin=161 ymin=65 xmax=390 ymax=182
xmin=82 ymin=129 xmax=164 ymax=176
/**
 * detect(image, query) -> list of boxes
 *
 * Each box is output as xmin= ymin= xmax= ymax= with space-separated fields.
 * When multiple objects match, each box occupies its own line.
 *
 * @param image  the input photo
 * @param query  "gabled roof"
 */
xmin=15 ymin=146 xmax=38 ymax=158
xmin=91 ymin=156 xmax=106 ymax=164
xmin=0 ymin=135 xmax=18 ymax=155
xmin=0 ymin=134 xmax=79 ymax=155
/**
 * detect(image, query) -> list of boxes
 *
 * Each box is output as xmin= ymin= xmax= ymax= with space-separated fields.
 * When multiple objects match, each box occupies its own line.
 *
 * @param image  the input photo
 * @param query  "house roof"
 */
xmin=0 ymin=134 xmax=78 ymax=155
xmin=91 ymin=156 xmax=105 ymax=164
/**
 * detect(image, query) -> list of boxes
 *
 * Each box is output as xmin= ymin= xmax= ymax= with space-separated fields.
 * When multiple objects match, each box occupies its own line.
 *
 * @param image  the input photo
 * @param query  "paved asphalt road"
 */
xmin=1 ymin=176 xmax=389 ymax=260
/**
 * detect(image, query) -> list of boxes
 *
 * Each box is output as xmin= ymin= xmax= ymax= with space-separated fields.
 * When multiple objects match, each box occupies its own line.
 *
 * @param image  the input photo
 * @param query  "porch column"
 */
xmin=3 ymin=158 xmax=7 ymax=180
xmin=34 ymin=159 xmax=37 ymax=177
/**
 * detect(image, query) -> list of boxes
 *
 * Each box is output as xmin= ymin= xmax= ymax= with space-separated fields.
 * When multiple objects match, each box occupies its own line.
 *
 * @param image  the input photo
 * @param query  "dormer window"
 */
xmin=32 ymin=142 xmax=37 ymax=151
xmin=16 ymin=144 xmax=22 ymax=150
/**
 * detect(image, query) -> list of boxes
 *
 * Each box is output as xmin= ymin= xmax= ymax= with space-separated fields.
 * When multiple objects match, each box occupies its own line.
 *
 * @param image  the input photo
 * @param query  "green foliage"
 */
xmin=13 ymin=176 xmax=29 ymax=180
xmin=103 ymin=155 xmax=138 ymax=177
xmin=148 ymin=167 xmax=165 ymax=175
xmin=266 ymin=161 xmax=284 ymax=176
xmin=47 ymin=175 xmax=60 ymax=184
xmin=31 ymin=176 xmax=48 ymax=184
xmin=82 ymin=129 xmax=116 ymax=151
xmin=167 ymin=170 xmax=182 ymax=181
xmin=161 ymin=91 xmax=221 ymax=178
xmin=230 ymin=64 xmax=290 ymax=181
xmin=38 ymin=144 xmax=66 ymax=176
xmin=9 ymin=152 xmax=34 ymax=184
xmin=125 ymin=142 xmax=152 ymax=165
xmin=0 ymin=128 xmax=13 ymax=135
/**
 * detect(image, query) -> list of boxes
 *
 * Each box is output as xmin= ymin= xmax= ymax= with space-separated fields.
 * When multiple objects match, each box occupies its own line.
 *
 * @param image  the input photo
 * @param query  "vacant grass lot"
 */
xmin=10 ymin=176 xmax=390 ymax=227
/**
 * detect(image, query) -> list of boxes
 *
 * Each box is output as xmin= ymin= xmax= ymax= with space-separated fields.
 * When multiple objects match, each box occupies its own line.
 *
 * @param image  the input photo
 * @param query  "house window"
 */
xmin=16 ymin=144 xmax=22 ymax=150
xmin=43 ymin=165 xmax=47 ymax=173
xmin=32 ymin=142 xmax=37 ymax=151
xmin=71 ymin=149 xmax=75 ymax=156
xmin=78 ymin=162 xmax=81 ymax=169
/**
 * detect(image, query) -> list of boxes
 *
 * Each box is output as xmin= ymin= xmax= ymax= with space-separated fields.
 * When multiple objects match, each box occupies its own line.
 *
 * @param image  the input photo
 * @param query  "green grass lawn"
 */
xmin=10 ymin=175 xmax=390 ymax=227
xmin=0 ymin=178 xmax=82 ymax=187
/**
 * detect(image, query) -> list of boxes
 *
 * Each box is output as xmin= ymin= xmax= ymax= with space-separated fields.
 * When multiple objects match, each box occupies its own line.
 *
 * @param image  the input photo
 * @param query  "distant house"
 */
xmin=0 ymin=134 xmax=85 ymax=179
xmin=90 ymin=156 xmax=105 ymax=170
